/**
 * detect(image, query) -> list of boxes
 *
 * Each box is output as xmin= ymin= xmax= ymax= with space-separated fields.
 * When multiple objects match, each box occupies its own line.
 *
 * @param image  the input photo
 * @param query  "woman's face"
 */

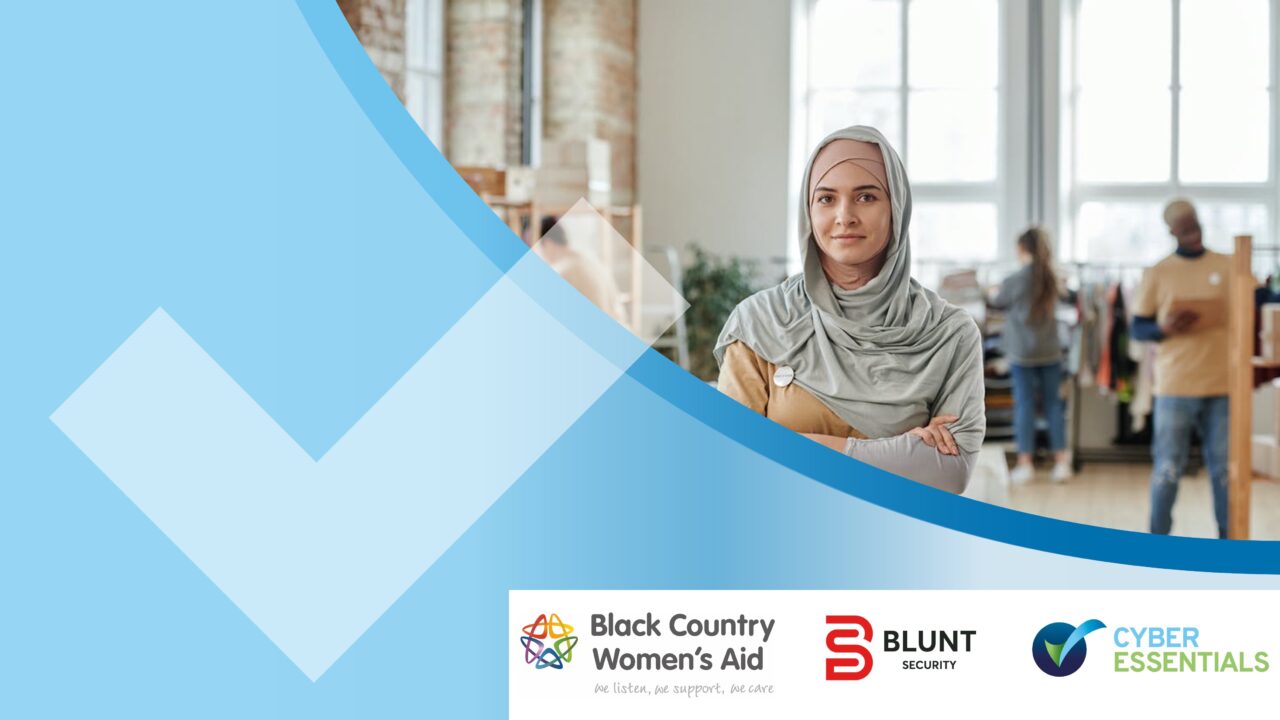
xmin=809 ymin=160 xmax=893 ymax=268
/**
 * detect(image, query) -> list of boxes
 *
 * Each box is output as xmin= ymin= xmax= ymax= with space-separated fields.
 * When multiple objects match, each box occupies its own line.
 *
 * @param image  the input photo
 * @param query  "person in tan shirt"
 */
xmin=714 ymin=126 xmax=985 ymax=494
xmin=1130 ymin=199 xmax=1232 ymax=537
xmin=533 ymin=215 xmax=626 ymax=324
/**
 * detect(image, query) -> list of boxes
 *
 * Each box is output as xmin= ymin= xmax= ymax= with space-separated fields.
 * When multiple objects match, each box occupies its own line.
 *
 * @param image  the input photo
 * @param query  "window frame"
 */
xmin=791 ymin=0 xmax=1279 ymax=274
xmin=405 ymin=0 xmax=446 ymax=151
xmin=790 ymin=0 xmax=1026 ymax=274
xmin=1052 ymin=0 xmax=1279 ymax=264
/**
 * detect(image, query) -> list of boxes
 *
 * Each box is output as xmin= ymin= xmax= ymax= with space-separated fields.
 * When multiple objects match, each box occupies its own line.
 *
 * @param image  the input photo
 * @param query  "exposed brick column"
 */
xmin=446 ymin=0 xmax=526 ymax=167
xmin=338 ymin=0 xmax=407 ymax=101
xmin=341 ymin=0 xmax=637 ymax=203
xmin=543 ymin=0 xmax=636 ymax=204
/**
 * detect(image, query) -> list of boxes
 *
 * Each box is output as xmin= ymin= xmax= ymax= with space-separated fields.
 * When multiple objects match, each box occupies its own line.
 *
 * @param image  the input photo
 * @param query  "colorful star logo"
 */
xmin=519 ymin=613 xmax=578 ymax=670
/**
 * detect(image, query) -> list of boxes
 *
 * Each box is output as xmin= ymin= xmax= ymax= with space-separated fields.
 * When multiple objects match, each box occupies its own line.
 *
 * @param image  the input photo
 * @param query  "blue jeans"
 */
xmin=1011 ymin=362 xmax=1067 ymax=455
xmin=1149 ymin=395 xmax=1229 ymax=538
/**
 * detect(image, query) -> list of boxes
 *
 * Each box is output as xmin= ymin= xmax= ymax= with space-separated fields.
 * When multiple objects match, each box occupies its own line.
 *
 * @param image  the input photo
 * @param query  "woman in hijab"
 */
xmin=714 ymin=126 xmax=985 ymax=494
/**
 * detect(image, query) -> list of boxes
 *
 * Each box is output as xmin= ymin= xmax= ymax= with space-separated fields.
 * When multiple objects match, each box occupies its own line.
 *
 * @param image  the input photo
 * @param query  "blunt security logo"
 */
xmin=520 ymin=613 xmax=579 ymax=670
xmin=1033 ymin=619 xmax=1106 ymax=677
xmin=825 ymin=615 xmax=874 ymax=680
xmin=826 ymin=614 xmax=976 ymax=680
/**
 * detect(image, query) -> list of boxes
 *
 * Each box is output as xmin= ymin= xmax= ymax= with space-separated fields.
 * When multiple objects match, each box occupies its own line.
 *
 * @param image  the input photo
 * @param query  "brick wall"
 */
xmin=445 ymin=0 xmax=525 ymax=167
xmin=543 ymin=0 xmax=636 ymax=204
xmin=338 ymin=0 xmax=407 ymax=101
xmin=342 ymin=0 xmax=637 ymax=203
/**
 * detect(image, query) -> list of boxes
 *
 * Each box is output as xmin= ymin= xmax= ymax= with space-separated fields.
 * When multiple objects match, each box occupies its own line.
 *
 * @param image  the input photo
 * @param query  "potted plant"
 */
xmin=680 ymin=245 xmax=761 ymax=381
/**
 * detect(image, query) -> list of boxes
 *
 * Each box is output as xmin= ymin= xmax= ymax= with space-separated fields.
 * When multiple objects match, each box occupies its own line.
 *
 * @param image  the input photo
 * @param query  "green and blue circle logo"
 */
xmin=1032 ymin=619 xmax=1106 ymax=677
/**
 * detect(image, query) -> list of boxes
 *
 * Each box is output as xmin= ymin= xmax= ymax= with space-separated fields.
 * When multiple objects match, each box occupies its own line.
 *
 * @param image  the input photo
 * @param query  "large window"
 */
xmin=1063 ymin=0 xmax=1276 ymax=265
xmin=405 ymin=0 xmax=445 ymax=150
xmin=794 ymin=0 xmax=1278 ymax=278
xmin=798 ymin=0 xmax=1003 ymax=269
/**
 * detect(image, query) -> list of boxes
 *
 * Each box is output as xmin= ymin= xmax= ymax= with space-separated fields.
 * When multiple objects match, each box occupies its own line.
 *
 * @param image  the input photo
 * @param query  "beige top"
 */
xmin=1131 ymin=251 xmax=1233 ymax=397
xmin=717 ymin=340 xmax=869 ymax=439
xmin=550 ymin=250 xmax=626 ymax=324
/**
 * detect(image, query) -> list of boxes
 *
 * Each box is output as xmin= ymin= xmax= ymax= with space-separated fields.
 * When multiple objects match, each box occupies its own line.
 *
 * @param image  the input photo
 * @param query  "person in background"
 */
xmin=1130 ymin=199 xmax=1230 ymax=538
xmin=532 ymin=215 xmax=627 ymax=324
xmin=989 ymin=226 xmax=1071 ymax=484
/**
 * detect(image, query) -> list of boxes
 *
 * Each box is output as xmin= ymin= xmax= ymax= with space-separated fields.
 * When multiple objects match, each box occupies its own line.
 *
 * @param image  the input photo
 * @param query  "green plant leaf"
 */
xmin=677 ymin=245 xmax=764 ymax=380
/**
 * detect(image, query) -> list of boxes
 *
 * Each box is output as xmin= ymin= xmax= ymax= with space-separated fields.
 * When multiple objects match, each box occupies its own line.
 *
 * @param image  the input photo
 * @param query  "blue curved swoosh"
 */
xmin=292 ymin=0 xmax=1280 ymax=575
xmin=1060 ymin=619 xmax=1106 ymax=663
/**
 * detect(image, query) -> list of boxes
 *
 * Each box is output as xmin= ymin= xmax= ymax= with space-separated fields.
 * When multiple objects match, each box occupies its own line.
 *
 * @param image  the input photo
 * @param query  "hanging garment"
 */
xmin=1095 ymin=283 xmax=1116 ymax=390
xmin=1129 ymin=339 xmax=1156 ymax=433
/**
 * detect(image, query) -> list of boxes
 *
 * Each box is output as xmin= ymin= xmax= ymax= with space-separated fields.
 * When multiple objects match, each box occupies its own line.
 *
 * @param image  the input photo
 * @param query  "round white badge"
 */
xmin=773 ymin=366 xmax=795 ymax=388
xmin=1208 ymin=272 xmax=1222 ymax=286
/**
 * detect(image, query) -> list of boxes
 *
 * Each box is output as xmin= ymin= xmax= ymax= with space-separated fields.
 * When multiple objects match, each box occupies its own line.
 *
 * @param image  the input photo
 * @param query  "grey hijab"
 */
xmin=714 ymin=125 xmax=986 ymax=452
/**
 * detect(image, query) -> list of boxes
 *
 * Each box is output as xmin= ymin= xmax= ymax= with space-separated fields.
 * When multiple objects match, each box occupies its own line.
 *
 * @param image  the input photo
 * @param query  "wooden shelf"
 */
xmin=485 ymin=196 xmax=530 ymax=208
xmin=1253 ymin=357 xmax=1280 ymax=369
xmin=482 ymin=195 xmax=646 ymax=333
xmin=1229 ymin=235 xmax=1260 ymax=539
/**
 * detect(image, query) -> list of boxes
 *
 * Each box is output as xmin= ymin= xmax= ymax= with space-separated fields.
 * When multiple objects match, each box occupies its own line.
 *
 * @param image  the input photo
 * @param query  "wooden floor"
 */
xmin=983 ymin=457 xmax=1280 ymax=540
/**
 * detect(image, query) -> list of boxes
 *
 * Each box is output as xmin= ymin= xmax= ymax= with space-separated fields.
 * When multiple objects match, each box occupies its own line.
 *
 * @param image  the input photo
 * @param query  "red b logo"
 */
xmin=826 ymin=615 xmax=873 ymax=681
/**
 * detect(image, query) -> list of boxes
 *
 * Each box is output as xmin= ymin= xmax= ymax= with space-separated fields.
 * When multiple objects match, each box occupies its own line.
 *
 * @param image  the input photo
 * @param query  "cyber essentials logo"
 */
xmin=1031 ymin=619 xmax=1106 ymax=677
xmin=1033 ymin=619 xmax=1270 ymax=676
xmin=519 ymin=613 xmax=579 ymax=670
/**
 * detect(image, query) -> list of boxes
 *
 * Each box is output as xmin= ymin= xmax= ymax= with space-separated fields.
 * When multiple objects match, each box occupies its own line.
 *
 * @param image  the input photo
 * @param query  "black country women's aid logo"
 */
xmin=1032 ymin=619 xmax=1106 ymax=677
xmin=519 ymin=613 xmax=579 ymax=670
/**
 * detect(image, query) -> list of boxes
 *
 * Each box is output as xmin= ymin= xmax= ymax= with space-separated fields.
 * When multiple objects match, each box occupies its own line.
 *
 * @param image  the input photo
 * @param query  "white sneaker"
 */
xmin=1050 ymin=461 xmax=1072 ymax=484
xmin=1010 ymin=464 xmax=1034 ymax=485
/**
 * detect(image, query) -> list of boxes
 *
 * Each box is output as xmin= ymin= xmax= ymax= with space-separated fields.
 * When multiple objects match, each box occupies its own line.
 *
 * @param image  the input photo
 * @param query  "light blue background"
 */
xmin=3 ymin=1 xmax=1280 ymax=717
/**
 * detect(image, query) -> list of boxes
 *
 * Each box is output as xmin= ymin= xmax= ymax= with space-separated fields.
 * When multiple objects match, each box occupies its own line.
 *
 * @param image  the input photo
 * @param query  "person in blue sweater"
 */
xmin=990 ymin=227 xmax=1071 ymax=484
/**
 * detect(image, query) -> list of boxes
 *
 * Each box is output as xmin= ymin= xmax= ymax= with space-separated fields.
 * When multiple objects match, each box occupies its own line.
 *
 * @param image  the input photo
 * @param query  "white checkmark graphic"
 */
xmin=51 ymin=275 xmax=638 ymax=680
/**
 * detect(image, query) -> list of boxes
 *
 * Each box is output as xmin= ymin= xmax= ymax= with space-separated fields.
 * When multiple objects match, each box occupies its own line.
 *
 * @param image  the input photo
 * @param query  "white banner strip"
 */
xmin=511 ymin=590 xmax=1276 ymax=719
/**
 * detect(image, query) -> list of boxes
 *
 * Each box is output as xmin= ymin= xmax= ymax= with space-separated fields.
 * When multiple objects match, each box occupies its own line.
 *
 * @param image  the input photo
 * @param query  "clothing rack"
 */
xmin=1062 ymin=261 xmax=1154 ymax=471
xmin=1063 ymin=259 xmax=1149 ymax=280
xmin=916 ymin=258 xmax=1151 ymax=465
